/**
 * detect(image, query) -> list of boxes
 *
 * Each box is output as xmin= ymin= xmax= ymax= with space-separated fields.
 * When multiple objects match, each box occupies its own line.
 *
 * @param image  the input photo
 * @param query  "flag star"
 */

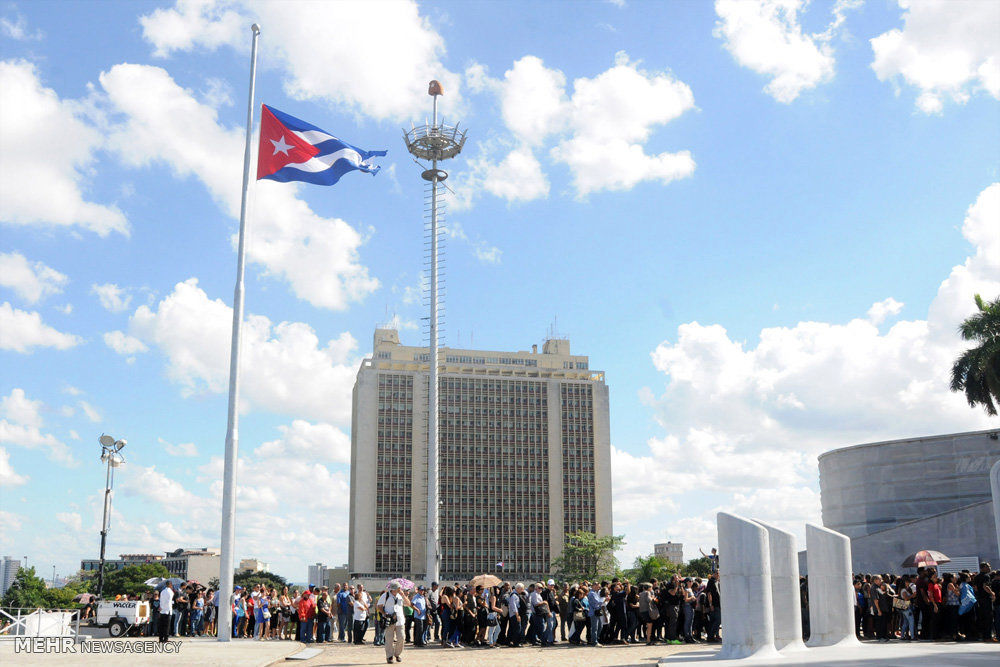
xmin=271 ymin=135 xmax=294 ymax=156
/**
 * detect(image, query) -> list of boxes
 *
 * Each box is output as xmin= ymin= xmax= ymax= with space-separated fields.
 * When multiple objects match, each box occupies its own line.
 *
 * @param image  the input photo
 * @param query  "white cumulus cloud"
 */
xmin=0 ymin=447 xmax=28 ymax=486
xmin=139 ymin=0 xmax=462 ymax=121
xmin=130 ymin=278 xmax=359 ymax=425
xmin=91 ymin=283 xmax=132 ymax=313
xmin=714 ymin=0 xmax=857 ymax=103
xmin=0 ymin=302 xmax=81 ymax=353
xmin=255 ymin=420 xmax=350 ymax=464
xmin=460 ymin=52 xmax=695 ymax=203
xmin=0 ymin=388 xmax=77 ymax=466
xmin=103 ymin=330 xmax=149 ymax=357
xmin=0 ymin=252 xmax=68 ymax=303
xmin=871 ymin=0 xmax=1000 ymax=114
xmin=0 ymin=60 xmax=127 ymax=236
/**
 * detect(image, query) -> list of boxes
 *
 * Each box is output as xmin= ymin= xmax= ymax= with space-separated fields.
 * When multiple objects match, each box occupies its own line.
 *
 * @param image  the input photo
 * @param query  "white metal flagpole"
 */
xmin=218 ymin=22 xmax=260 ymax=644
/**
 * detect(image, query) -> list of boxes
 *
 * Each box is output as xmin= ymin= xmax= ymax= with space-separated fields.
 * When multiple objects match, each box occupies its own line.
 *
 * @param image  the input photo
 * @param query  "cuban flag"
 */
xmin=256 ymin=104 xmax=386 ymax=186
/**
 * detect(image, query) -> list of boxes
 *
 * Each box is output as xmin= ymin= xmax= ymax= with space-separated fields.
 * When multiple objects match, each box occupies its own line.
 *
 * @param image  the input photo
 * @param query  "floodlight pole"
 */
xmin=95 ymin=452 xmax=113 ymax=599
xmin=404 ymin=81 xmax=467 ymax=586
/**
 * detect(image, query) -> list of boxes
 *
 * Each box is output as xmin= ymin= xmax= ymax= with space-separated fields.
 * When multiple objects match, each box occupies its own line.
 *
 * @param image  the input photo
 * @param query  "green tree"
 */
xmin=101 ymin=563 xmax=170 ymax=598
xmin=233 ymin=571 xmax=288 ymax=590
xmin=625 ymin=554 xmax=678 ymax=583
xmin=680 ymin=556 xmax=713 ymax=578
xmin=951 ymin=294 xmax=1000 ymax=416
xmin=551 ymin=531 xmax=625 ymax=582
xmin=1 ymin=567 xmax=48 ymax=609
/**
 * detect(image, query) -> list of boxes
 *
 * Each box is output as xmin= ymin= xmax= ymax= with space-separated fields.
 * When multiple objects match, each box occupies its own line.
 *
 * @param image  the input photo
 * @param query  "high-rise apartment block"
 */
xmin=653 ymin=541 xmax=684 ymax=566
xmin=349 ymin=329 xmax=612 ymax=581
xmin=1 ymin=556 xmax=20 ymax=596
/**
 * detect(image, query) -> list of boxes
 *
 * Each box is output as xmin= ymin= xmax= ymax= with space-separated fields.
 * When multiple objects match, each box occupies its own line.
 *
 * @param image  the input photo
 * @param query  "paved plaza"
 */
xmin=4 ymin=634 xmax=999 ymax=666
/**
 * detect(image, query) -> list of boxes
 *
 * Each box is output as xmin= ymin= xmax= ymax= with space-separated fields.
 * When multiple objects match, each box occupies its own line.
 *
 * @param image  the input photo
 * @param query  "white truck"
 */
xmin=93 ymin=600 xmax=151 ymax=637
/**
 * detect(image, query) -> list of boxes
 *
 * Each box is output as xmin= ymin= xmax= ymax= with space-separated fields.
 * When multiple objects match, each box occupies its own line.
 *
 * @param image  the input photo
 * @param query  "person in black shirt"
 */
xmin=608 ymin=581 xmax=627 ymax=644
xmin=705 ymin=572 xmax=721 ymax=642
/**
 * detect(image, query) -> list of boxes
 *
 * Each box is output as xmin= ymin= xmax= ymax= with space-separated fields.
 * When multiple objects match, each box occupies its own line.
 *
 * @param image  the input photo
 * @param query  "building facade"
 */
xmin=349 ymin=329 xmax=613 ymax=582
xmin=818 ymin=429 xmax=1000 ymax=574
xmin=239 ymin=558 xmax=269 ymax=573
xmin=308 ymin=563 xmax=327 ymax=588
xmin=80 ymin=553 xmax=163 ymax=573
xmin=653 ymin=541 xmax=684 ymax=566
xmin=1 ymin=556 xmax=20 ymax=596
xmin=161 ymin=548 xmax=220 ymax=583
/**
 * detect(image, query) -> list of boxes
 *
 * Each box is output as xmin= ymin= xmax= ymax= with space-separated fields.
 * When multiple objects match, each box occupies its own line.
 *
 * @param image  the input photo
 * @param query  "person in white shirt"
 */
xmin=158 ymin=582 xmax=175 ymax=643
xmin=378 ymin=582 xmax=411 ymax=664
xmin=352 ymin=589 xmax=369 ymax=645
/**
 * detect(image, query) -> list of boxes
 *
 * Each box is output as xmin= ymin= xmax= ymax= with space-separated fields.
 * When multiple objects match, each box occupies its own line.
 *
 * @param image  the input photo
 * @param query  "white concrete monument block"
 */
xmin=992 ymin=459 xmax=1000 ymax=563
xmin=717 ymin=512 xmax=780 ymax=660
xmin=805 ymin=523 xmax=859 ymax=648
xmin=754 ymin=520 xmax=807 ymax=652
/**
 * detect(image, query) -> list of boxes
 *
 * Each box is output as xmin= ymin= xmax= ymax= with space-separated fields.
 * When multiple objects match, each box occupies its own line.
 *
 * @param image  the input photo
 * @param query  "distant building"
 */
xmin=325 ymin=564 xmax=350 ymax=588
xmin=1 ymin=556 xmax=20 ymax=595
xmin=239 ymin=558 xmax=269 ymax=573
xmin=308 ymin=563 xmax=327 ymax=588
xmin=349 ymin=328 xmax=613 ymax=582
xmin=818 ymin=429 xmax=1000 ymax=574
xmin=80 ymin=553 xmax=163 ymax=573
xmin=161 ymin=548 xmax=220 ymax=583
xmin=653 ymin=541 xmax=684 ymax=565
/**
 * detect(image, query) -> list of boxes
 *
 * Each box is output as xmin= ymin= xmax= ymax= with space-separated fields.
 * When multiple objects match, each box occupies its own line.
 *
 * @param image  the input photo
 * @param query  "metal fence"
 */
xmin=0 ymin=607 xmax=83 ymax=640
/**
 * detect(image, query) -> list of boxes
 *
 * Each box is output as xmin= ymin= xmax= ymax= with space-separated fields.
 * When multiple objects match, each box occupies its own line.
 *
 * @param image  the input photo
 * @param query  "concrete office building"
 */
xmin=818 ymin=429 xmax=1000 ymax=574
xmin=349 ymin=328 xmax=613 ymax=582
xmin=654 ymin=541 xmax=684 ymax=566
xmin=239 ymin=558 xmax=269 ymax=573
xmin=161 ymin=547 xmax=221 ymax=583
xmin=1 ymin=556 xmax=20 ymax=596
xmin=308 ymin=563 xmax=327 ymax=588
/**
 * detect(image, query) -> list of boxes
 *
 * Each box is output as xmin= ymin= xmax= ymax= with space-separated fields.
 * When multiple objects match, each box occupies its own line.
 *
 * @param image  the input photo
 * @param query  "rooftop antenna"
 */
xmin=404 ymin=79 xmax=467 ymax=587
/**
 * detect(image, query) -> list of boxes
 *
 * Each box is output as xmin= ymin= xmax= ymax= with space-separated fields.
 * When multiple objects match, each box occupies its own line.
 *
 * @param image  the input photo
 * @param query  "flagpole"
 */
xmin=218 ymin=22 xmax=260 ymax=644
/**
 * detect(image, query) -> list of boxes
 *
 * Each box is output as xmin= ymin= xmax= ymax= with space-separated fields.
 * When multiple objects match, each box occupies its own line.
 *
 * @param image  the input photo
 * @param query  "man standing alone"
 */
xmin=158 ymin=582 xmax=174 ymax=643
xmin=378 ymin=582 xmax=411 ymax=664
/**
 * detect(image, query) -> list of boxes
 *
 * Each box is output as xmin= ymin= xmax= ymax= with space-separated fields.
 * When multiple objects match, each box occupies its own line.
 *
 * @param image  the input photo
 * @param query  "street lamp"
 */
xmin=95 ymin=434 xmax=126 ymax=599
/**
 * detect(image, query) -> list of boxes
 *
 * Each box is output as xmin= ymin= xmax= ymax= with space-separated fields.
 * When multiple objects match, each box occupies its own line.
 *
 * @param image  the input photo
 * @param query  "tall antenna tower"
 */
xmin=404 ymin=80 xmax=467 ymax=585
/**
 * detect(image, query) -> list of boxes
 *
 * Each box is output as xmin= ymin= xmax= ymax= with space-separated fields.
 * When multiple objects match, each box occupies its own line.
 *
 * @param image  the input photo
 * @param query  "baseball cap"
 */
xmin=547 ymin=579 xmax=555 ymax=586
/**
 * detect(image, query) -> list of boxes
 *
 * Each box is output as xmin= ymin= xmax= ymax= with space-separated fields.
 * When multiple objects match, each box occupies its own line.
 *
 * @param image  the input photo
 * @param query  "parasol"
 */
xmin=388 ymin=577 xmax=415 ymax=591
xmin=901 ymin=550 xmax=951 ymax=568
xmin=469 ymin=574 xmax=502 ymax=588
xmin=73 ymin=593 xmax=96 ymax=603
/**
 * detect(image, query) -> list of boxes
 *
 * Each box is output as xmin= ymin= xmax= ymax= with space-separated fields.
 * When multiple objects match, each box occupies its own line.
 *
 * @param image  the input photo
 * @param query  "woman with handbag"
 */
xmin=895 ymin=574 xmax=916 ymax=640
xmin=943 ymin=573 xmax=961 ymax=639
xmin=569 ymin=587 xmax=587 ymax=645
xmin=486 ymin=586 xmax=502 ymax=647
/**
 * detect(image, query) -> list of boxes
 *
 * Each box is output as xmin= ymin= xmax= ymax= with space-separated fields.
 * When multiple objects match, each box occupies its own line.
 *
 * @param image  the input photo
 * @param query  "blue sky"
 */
xmin=1 ymin=0 xmax=998 ymax=582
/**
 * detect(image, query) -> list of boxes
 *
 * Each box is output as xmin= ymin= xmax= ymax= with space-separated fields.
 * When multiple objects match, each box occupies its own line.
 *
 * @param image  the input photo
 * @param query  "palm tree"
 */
xmin=950 ymin=294 xmax=1000 ymax=416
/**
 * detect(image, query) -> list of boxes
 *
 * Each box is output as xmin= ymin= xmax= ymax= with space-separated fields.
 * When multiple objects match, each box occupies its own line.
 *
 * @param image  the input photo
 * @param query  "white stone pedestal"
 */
xmin=804 ymin=523 xmax=859 ymax=648
xmin=754 ymin=520 xmax=807 ymax=652
xmin=717 ymin=512 xmax=780 ymax=660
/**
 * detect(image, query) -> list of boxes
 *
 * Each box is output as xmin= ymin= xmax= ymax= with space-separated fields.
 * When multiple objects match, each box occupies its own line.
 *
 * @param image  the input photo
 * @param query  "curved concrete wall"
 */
xmin=819 ymin=429 xmax=1000 ymax=539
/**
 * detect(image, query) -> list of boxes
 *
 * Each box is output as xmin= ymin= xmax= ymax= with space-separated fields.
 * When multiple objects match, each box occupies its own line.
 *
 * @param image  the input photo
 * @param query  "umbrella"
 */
xmin=901 ymin=550 xmax=951 ymax=568
xmin=143 ymin=577 xmax=166 ymax=587
xmin=73 ymin=593 xmax=95 ymax=603
xmin=469 ymin=574 xmax=502 ymax=588
xmin=154 ymin=577 xmax=186 ymax=591
xmin=388 ymin=577 xmax=415 ymax=591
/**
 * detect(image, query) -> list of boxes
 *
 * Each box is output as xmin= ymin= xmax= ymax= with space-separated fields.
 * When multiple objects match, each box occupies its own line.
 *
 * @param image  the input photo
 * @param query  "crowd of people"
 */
xmin=137 ymin=559 xmax=1000 ymax=660
xmin=846 ymin=562 xmax=1000 ymax=643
